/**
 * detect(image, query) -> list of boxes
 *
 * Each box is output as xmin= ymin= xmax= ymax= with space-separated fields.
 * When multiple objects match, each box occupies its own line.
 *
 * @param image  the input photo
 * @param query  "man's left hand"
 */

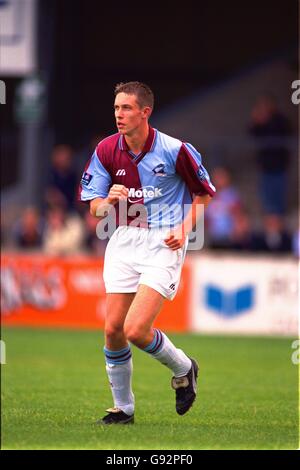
xmin=164 ymin=226 xmax=186 ymax=251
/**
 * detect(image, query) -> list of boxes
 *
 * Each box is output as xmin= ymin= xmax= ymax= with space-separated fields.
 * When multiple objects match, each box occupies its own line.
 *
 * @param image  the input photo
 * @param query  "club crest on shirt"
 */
xmin=152 ymin=163 xmax=166 ymax=176
xmin=81 ymin=172 xmax=93 ymax=186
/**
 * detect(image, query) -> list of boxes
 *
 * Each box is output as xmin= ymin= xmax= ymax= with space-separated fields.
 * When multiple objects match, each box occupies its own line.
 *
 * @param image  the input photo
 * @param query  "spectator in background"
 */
xmin=74 ymin=133 xmax=107 ymax=177
xmin=229 ymin=210 xmax=256 ymax=251
xmin=13 ymin=206 xmax=44 ymax=250
xmin=45 ymin=145 xmax=78 ymax=212
xmin=83 ymin=209 xmax=108 ymax=256
xmin=249 ymin=94 xmax=291 ymax=216
xmin=252 ymin=214 xmax=292 ymax=253
xmin=205 ymin=167 xmax=242 ymax=249
xmin=43 ymin=205 xmax=84 ymax=256
xmin=292 ymin=229 xmax=300 ymax=258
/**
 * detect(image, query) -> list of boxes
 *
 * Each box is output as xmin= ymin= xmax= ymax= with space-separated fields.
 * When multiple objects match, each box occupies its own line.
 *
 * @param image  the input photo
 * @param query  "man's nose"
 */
xmin=115 ymin=111 xmax=123 ymax=119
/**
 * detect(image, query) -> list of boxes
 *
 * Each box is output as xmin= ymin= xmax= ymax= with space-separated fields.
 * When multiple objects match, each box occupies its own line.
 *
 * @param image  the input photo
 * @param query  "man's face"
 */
xmin=114 ymin=92 xmax=148 ymax=135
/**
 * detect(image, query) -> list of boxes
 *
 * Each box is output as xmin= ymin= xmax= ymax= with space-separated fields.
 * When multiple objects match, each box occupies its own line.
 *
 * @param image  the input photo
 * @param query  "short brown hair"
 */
xmin=114 ymin=81 xmax=154 ymax=110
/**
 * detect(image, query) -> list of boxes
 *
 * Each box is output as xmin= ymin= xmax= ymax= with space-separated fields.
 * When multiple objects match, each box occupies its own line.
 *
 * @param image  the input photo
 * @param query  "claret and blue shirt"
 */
xmin=79 ymin=126 xmax=216 ymax=228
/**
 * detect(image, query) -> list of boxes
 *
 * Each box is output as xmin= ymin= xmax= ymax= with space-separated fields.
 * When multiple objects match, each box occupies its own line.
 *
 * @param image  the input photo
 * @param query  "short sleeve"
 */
xmin=78 ymin=150 xmax=112 ymax=201
xmin=175 ymin=143 xmax=216 ymax=197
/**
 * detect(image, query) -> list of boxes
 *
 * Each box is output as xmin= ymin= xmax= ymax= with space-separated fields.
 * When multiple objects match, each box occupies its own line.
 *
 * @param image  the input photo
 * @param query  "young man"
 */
xmin=79 ymin=81 xmax=216 ymax=424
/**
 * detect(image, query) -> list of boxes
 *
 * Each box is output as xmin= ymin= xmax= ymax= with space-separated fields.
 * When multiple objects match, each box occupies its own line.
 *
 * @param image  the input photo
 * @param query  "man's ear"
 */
xmin=142 ymin=106 xmax=152 ymax=119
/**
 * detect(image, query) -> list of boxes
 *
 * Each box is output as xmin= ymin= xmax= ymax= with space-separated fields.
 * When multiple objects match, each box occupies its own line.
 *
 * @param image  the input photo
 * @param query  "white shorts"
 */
xmin=103 ymin=226 xmax=188 ymax=300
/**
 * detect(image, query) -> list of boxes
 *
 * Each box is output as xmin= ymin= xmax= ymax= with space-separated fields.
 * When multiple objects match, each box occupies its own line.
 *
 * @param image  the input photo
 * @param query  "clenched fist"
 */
xmin=107 ymin=184 xmax=129 ymax=205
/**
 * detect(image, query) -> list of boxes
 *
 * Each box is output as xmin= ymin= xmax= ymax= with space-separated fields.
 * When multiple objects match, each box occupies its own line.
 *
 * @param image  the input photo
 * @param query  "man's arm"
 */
xmin=90 ymin=184 xmax=128 ymax=218
xmin=164 ymin=194 xmax=212 ymax=250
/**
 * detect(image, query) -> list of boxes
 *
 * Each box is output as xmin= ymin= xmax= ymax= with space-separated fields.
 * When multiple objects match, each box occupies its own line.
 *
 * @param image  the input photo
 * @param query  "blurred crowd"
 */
xmin=2 ymin=142 xmax=109 ymax=257
xmin=205 ymin=167 xmax=296 ymax=255
xmin=205 ymin=94 xmax=298 ymax=256
xmin=1 ymin=95 xmax=298 ymax=257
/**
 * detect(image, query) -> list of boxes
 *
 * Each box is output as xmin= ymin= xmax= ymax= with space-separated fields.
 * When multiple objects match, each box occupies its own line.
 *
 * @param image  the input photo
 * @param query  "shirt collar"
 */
xmin=120 ymin=126 xmax=156 ymax=153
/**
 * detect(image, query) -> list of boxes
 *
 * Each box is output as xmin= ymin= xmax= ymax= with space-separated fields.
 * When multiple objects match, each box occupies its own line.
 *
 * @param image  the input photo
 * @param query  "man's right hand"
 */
xmin=107 ymin=184 xmax=129 ymax=205
xmin=90 ymin=185 xmax=128 ymax=217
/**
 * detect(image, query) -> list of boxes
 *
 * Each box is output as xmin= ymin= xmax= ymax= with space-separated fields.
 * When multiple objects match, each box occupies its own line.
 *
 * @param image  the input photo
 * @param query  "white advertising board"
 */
xmin=189 ymin=253 xmax=298 ymax=336
xmin=0 ymin=0 xmax=36 ymax=76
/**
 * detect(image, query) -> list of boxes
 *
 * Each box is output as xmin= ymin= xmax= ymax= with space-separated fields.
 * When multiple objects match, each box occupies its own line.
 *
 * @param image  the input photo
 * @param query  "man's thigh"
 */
xmin=124 ymin=285 xmax=165 ymax=334
xmin=106 ymin=293 xmax=136 ymax=327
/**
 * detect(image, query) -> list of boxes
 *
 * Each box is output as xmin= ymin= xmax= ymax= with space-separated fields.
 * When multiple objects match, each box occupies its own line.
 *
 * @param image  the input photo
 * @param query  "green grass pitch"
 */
xmin=1 ymin=327 xmax=299 ymax=450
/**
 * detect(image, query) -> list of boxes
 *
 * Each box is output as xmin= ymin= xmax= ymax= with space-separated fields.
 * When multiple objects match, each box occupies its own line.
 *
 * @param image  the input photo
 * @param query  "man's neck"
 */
xmin=125 ymin=124 xmax=149 ymax=154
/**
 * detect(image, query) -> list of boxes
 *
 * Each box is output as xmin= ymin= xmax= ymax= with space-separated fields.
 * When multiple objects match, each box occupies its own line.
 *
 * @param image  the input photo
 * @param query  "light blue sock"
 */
xmin=104 ymin=346 xmax=134 ymax=416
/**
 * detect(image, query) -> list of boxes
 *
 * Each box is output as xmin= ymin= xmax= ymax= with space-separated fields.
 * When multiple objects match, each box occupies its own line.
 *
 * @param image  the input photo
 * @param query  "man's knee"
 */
xmin=124 ymin=322 xmax=145 ymax=346
xmin=105 ymin=323 xmax=125 ymax=342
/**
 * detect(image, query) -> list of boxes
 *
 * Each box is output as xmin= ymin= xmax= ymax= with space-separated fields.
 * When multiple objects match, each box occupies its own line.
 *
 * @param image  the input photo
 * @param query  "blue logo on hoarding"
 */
xmin=204 ymin=284 xmax=255 ymax=317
